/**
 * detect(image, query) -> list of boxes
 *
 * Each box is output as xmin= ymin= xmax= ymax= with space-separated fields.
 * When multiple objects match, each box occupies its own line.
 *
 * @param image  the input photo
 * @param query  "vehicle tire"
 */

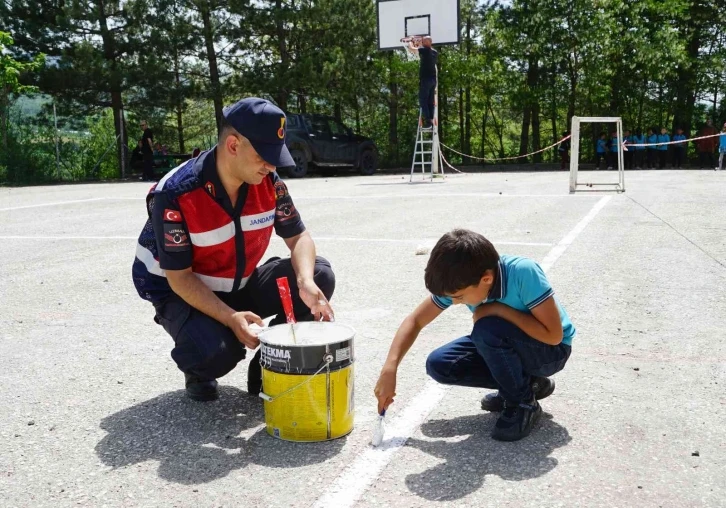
xmin=359 ymin=149 xmax=377 ymax=176
xmin=286 ymin=149 xmax=308 ymax=178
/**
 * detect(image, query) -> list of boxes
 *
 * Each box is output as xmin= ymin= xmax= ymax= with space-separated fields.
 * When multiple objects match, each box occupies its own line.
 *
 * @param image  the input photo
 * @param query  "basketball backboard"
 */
xmin=377 ymin=0 xmax=460 ymax=51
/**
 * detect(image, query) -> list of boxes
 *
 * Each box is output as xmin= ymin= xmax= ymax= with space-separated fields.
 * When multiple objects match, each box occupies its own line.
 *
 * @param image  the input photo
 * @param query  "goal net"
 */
xmin=569 ymin=116 xmax=625 ymax=193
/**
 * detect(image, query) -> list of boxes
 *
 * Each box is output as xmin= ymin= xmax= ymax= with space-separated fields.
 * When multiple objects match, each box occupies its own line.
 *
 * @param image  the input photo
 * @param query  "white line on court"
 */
xmin=0 ymin=196 xmax=143 ymax=212
xmin=0 ymin=192 xmax=592 ymax=213
xmin=0 ymin=197 xmax=107 ymax=212
xmin=0 ymin=236 xmax=137 ymax=240
xmin=311 ymin=237 xmax=551 ymax=247
xmin=294 ymin=192 xmax=593 ymax=200
xmin=0 ymin=235 xmax=550 ymax=247
xmin=312 ymin=195 xmax=612 ymax=508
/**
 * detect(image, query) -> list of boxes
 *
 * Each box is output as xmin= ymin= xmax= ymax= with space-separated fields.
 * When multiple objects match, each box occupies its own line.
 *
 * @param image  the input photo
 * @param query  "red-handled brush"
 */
xmin=276 ymin=277 xmax=297 ymax=343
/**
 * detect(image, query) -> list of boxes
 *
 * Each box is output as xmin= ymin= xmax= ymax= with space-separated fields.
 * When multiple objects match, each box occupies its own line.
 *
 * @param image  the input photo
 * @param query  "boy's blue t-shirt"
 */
xmin=647 ymin=134 xmax=657 ymax=147
xmin=633 ymin=135 xmax=646 ymax=150
xmin=657 ymin=134 xmax=670 ymax=151
xmin=719 ymin=133 xmax=726 ymax=151
xmin=596 ymin=139 xmax=607 ymax=153
xmin=431 ymin=255 xmax=576 ymax=345
xmin=673 ymin=134 xmax=687 ymax=145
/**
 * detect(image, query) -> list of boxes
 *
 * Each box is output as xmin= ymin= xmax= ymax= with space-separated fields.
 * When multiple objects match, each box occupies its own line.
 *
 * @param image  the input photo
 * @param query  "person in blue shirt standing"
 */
xmin=717 ymin=123 xmax=726 ymax=171
xmin=672 ymin=128 xmax=687 ymax=169
xmin=607 ymin=130 xmax=619 ymax=170
xmin=595 ymin=132 xmax=608 ymax=170
xmin=623 ymin=129 xmax=634 ymax=169
xmin=646 ymin=128 xmax=658 ymax=169
xmin=657 ymin=127 xmax=670 ymax=169
xmin=633 ymin=129 xmax=646 ymax=169
xmin=374 ymin=229 xmax=575 ymax=442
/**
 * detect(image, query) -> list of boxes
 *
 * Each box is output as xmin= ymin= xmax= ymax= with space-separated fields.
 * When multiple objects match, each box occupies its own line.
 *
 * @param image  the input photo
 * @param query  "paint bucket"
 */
xmin=258 ymin=321 xmax=355 ymax=442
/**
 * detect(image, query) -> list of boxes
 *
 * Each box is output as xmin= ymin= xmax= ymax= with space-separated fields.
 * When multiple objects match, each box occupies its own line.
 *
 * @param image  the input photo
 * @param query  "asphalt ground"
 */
xmin=1 ymin=168 xmax=725 ymax=507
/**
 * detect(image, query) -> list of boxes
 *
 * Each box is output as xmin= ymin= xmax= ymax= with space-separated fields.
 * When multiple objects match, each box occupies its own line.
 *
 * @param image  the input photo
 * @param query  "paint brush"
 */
xmin=276 ymin=277 xmax=297 ymax=344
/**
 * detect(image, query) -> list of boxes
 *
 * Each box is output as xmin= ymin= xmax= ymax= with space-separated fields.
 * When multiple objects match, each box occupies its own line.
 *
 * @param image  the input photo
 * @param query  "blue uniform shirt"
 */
xmin=431 ymin=255 xmax=576 ymax=345
xmin=634 ymin=135 xmax=646 ymax=151
xmin=657 ymin=134 xmax=670 ymax=151
xmin=596 ymin=139 xmax=607 ymax=153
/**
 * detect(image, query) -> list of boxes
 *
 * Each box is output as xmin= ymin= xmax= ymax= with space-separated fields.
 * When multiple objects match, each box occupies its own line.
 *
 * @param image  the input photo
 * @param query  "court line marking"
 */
xmin=311 ymin=195 xmax=612 ymax=508
xmin=294 ymin=192 xmax=593 ymax=199
xmin=0 ymin=197 xmax=107 ymax=211
xmin=0 ymin=192 xmax=597 ymax=212
xmin=0 ymin=235 xmax=551 ymax=247
xmin=0 ymin=197 xmax=142 ymax=212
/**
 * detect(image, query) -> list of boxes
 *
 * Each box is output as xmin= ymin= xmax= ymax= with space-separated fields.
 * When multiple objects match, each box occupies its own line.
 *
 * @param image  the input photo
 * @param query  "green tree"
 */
xmin=0 ymin=31 xmax=44 ymax=168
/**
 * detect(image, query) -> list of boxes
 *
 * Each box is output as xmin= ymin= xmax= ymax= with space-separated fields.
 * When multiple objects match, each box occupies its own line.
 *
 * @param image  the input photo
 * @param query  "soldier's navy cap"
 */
xmin=222 ymin=97 xmax=294 ymax=168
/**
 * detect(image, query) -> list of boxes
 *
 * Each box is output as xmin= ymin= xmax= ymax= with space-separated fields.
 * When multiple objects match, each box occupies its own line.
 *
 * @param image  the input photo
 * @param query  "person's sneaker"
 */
xmin=247 ymin=349 xmax=262 ymax=396
xmin=184 ymin=373 xmax=219 ymax=402
xmin=481 ymin=376 xmax=555 ymax=412
xmin=491 ymin=399 xmax=542 ymax=442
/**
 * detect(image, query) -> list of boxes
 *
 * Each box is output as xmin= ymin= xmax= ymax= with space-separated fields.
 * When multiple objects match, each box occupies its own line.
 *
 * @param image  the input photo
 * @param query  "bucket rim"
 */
xmin=258 ymin=321 xmax=357 ymax=346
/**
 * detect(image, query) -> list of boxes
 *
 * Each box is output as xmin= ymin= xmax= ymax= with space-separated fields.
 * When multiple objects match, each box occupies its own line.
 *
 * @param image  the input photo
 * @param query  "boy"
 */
xmin=623 ymin=129 xmax=633 ymax=169
xmin=595 ymin=132 xmax=608 ymax=170
xmin=374 ymin=229 xmax=575 ymax=442
xmin=607 ymin=130 xmax=619 ymax=170
xmin=657 ymin=127 xmax=670 ymax=169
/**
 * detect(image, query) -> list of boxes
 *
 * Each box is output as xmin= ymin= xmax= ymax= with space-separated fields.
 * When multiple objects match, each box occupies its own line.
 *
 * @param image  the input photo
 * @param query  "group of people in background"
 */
xmin=578 ymin=119 xmax=726 ymax=171
xmin=129 ymin=120 xmax=202 ymax=181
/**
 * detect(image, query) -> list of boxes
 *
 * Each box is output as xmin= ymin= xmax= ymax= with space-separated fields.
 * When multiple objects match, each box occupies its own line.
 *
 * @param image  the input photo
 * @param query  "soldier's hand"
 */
xmin=226 ymin=311 xmax=264 ymax=349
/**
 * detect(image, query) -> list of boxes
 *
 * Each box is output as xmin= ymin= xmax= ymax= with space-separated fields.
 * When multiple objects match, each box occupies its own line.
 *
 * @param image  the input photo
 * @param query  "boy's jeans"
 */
xmin=426 ymin=316 xmax=571 ymax=403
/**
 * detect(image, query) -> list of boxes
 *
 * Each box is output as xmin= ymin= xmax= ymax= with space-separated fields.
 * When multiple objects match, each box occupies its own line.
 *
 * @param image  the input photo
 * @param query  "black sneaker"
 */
xmin=491 ymin=399 xmax=542 ymax=442
xmin=481 ymin=376 xmax=555 ymax=412
xmin=184 ymin=373 xmax=219 ymax=402
xmin=247 ymin=349 xmax=262 ymax=396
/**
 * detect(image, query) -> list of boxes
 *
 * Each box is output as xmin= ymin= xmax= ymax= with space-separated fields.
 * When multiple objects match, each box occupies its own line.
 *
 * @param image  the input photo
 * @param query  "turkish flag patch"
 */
xmin=164 ymin=209 xmax=182 ymax=222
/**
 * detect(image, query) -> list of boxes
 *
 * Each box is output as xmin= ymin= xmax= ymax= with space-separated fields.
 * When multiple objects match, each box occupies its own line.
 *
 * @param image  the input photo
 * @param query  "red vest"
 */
xmin=176 ymin=178 xmax=276 ymax=292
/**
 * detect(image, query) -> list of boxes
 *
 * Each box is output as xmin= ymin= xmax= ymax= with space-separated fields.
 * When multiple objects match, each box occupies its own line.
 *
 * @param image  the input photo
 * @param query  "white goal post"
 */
xmin=569 ymin=116 xmax=625 ymax=193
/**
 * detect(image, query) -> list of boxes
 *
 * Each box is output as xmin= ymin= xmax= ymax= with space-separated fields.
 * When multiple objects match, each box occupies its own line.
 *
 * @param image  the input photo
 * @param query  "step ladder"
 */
xmin=410 ymin=112 xmax=444 ymax=182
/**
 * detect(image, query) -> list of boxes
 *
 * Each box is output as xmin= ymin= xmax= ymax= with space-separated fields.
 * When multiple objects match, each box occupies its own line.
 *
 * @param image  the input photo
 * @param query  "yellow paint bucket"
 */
xmin=257 ymin=322 xmax=355 ymax=442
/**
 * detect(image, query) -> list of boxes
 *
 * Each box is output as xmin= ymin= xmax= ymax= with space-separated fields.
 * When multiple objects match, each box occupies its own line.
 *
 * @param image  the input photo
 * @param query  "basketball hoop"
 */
xmin=400 ymin=36 xmax=423 ymax=60
xmin=377 ymin=0 xmax=459 ymax=51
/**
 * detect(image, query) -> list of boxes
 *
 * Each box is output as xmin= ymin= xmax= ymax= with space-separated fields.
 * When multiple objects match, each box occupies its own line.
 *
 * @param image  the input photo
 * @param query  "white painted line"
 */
xmin=312 ymin=195 xmax=612 ymax=508
xmin=304 ymin=237 xmax=552 ymax=247
xmin=295 ymin=192 xmax=594 ymax=200
xmin=0 ymin=235 xmax=548 ymax=246
xmin=0 ymin=192 xmax=586 ymax=212
xmin=313 ymin=381 xmax=448 ymax=508
xmin=0 ymin=197 xmax=107 ymax=212
xmin=0 ymin=196 xmax=143 ymax=212
xmin=539 ymin=196 xmax=611 ymax=272
xmin=0 ymin=236 xmax=136 ymax=240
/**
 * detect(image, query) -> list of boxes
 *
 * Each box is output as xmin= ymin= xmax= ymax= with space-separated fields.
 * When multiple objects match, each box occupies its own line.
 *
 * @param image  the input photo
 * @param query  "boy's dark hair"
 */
xmin=425 ymin=229 xmax=500 ymax=296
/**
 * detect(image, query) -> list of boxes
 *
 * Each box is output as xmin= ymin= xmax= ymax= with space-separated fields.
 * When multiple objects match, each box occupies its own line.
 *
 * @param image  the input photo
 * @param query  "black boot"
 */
xmin=491 ymin=399 xmax=542 ymax=442
xmin=247 ymin=349 xmax=262 ymax=396
xmin=184 ymin=373 xmax=218 ymax=402
xmin=481 ymin=376 xmax=555 ymax=412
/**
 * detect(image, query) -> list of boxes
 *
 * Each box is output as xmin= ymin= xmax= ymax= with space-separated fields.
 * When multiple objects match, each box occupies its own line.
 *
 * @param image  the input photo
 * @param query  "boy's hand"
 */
xmin=473 ymin=302 xmax=501 ymax=323
xmin=374 ymin=365 xmax=397 ymax=414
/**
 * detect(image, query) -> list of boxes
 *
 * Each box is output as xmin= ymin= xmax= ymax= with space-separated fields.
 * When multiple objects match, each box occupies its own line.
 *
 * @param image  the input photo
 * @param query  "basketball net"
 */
xmin=400 ymin=36 xmax=423 ymax=61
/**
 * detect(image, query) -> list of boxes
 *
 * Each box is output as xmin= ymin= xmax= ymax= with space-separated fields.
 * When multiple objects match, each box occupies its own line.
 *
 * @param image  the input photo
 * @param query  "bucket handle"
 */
xmin=258 ymin=353 xmax=334 ymax=403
